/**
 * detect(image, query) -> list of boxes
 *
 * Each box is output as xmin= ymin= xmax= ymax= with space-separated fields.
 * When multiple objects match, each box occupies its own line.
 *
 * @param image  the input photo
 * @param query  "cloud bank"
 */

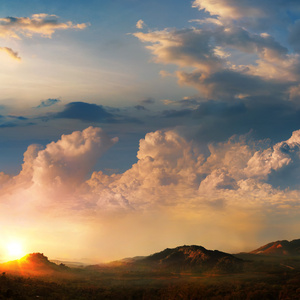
xmin=1 ymin=127 xmax=300 ymax=260
xmin=134 ymin=0 xmax=300 ymax=103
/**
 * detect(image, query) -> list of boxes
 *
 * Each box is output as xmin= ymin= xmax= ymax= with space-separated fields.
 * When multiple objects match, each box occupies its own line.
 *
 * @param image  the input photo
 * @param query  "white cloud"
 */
xmin=134 ymin=1 xmax=300 ymax=102
xmin=192 ymin=0 xmax=300 ymax=25
xmin=134 ymin=28 xmax=224 ymax=73
xmin=192 ymin=0 xmax=264 ymax=20
xmin=0 ymin=47 xmax=21 ymax=61
xmin=136 ymin=19 xmax=145 ymax=29
xmin=245 ymin=130 xmax=300 ymax=179
xmin=0 ymin=127 xmax=118 ymax=205
xmin=1 ymin=127 xmax=300 ymax=260
xmin=135 ymin=23 xmax=299 ymax=101
xmin=0 ymin=14 xmax=88 ymax=61
xmin=84 ymin=128 xmax=300 ymax=213
xmin=0 ymin=14 xmax=87 ymax=39
xmin=30 ymin=127 xmax=118 ymax=196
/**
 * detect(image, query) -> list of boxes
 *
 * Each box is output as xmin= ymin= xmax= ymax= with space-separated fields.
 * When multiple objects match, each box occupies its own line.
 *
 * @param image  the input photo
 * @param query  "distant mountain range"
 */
xmin=137 ymin=245 xmax=243 ymax=273
xmin=250 ymin=239 xmax=300 ymax=256
xmin=1 ymin=239 xmax=300 ymax=278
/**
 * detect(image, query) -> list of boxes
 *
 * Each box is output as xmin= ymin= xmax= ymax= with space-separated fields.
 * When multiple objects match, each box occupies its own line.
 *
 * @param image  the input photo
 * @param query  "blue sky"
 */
xmin=0 ymin=0 xmax=201 ymax=174
xmin=1 ymin=0 xmax=300 ymax=262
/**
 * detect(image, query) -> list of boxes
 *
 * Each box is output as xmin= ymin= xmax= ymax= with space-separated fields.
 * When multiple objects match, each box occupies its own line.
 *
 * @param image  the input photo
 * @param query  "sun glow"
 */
xmin=6 ymin=241 xmax=24 ymax=260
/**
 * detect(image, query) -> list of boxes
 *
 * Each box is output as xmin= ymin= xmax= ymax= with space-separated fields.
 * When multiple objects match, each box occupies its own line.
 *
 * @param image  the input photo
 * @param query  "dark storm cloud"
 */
xmin=289 ymin=20 xmax=300 ymax=53
xmin=0 ymin=115 xmax=30 ymax=129
xmin=51 ymin=102 xmax=142 ymax=124
xmin=162 ymin=99 xmax=246 ymax=121
xmin=8 ymin=115 xmax=28 ymax=120
xmin=162 ymin=109 xmax=192 ymax=118
xmin=54 ymin=102 xmax=115 ymax=123
xmin=35 ymin=98 xmax=61 ymax=108
xmin=178 ymin=69 xmax=291 ymax=100
xmin=213 ymin=25 xmax=288 ymax=57
xmin=0 ymin=123 xmax=18 ymax=128
xmin=160 ymin=98 xmax=300 ymax=143
xmin=193 ymin=100 xmax=246 ymax=117
xmin=0 ymin=101 xmax=143 ymax=130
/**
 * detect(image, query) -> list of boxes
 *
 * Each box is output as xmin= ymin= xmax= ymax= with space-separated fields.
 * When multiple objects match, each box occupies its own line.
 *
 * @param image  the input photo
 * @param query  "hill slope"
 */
xmin=137 ymin=245 xmax=243 ymax=273
xmin=0 ymin=253 xmax=71 ymax=278
xmin=250 ymin=239 xmax=300 ymax=256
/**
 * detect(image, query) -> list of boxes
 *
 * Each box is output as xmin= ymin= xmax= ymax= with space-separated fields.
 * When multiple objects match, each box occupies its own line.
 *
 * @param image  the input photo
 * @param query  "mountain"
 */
xmin=136 ymin=245 xmax=244 ymax=273
xmin=0 ymin=253 xmax=71 ymax=278
xmin=9 ymin=239 xmax=300 ymax=278
xmin=250 ymin=239 xmax=300 ymax=256
xmin=51 ymin=259 xmax=88 ymax=268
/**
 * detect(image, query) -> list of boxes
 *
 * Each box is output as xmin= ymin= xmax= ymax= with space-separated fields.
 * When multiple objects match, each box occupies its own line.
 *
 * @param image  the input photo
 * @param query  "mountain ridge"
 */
xmin=1 ymin=238 xmax=300 ymax=275
xmin=250 ymin=238 xmax=300 ymax=256
xmin=129 ymin=244 xmax=244 ymax=273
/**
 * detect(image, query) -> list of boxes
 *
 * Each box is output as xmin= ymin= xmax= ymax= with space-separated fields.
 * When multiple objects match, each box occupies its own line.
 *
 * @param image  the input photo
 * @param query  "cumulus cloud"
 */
xmin=176 ymin=69 xmax=290 ymax=100
xmin=2 ymin=127 xmax=118 ymax=200
xmin=86 ymin=128 xmax=300 ymax=211
xmin=192 ymin=0 xmax=300 ymax=26
xmin=134 ymin=28 xmax=223 ymax=73
xmin=2 ymin=127 xmax=300 ymax=259
xmin=0 ymin=14 xmax=87 ymax=60
xmin=30 ymin=127 xmax=118 ymax=194
xmin=134 ymin=2 xmax=300 ymax=102
xmin=0 ymin=47 xmax=21 ymax=60
xmin=135 ymin=26 xmax=298 ymax=99
xmin=136 ymin=19 xmax=145 ymax=29
xmin=87 ymin=129 xmax=204 ymax=209
xmin=4 ymin=1 xmax=300 ymax=260
xmin=0 ymin=14 xmax=87 ymax=39
xmin=192 ymin=0 xmax=265 ymax=20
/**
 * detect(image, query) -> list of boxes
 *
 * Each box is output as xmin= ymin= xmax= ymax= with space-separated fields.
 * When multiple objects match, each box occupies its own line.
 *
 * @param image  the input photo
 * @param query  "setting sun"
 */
xmin=6 ymin=241 xmax=24 ymax=260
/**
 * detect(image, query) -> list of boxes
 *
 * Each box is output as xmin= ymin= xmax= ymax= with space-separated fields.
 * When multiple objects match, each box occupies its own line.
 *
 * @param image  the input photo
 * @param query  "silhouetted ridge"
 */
xmin=23 ymin=253 xmax=51 ymax=264
xmin=140 ymin=245 xmax=243 ymax=273
xmin=0 ymin=252 xmax=70 ymax=277
xmin=251 ymin=239 xmax=300 ymax=256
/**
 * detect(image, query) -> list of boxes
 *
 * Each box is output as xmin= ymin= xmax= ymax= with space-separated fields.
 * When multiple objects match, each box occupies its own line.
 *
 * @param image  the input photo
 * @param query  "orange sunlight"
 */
xmin=6 ymin=241 xmax=25 ymax=261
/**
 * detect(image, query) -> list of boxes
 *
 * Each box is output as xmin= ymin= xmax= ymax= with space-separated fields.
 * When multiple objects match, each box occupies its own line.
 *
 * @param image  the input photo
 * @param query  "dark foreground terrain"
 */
xmin=1 ymin=269 xmax=300 ymax=300
xmin=1 ymin=240 xmax=300 ymax=299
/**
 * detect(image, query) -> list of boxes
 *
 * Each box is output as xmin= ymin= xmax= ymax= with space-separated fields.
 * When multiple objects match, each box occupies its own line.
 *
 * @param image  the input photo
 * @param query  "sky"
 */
xmin=1 ymin=0 xmax=300 ymax=262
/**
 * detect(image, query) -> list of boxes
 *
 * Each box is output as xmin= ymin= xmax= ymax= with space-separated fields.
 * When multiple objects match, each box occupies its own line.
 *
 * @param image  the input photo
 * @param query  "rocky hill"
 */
xmin=0 ymin=253 xmax=70 ymax=278
xmin=137 ymin=245 xmax=243 ymax=273
xmin=250 ymin=239 xmax=300 ymax=256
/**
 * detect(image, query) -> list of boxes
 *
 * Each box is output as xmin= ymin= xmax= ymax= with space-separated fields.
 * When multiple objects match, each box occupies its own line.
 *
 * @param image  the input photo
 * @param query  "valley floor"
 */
xmin=0 ymin=270 xmax=300 ymax=300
